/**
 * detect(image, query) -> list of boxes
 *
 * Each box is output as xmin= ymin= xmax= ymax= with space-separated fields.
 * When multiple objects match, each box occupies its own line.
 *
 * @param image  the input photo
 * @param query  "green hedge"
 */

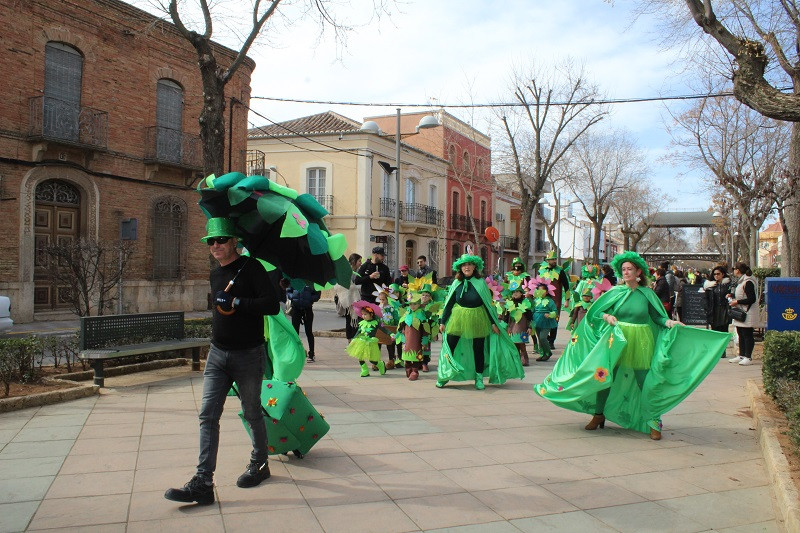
xmin=185 ymin=317 xmax=212 ymax=339
xmin=763 ymin=330 xmax=800 ymax=451
xmin=762 ymin=331 xmax=800 ymax=398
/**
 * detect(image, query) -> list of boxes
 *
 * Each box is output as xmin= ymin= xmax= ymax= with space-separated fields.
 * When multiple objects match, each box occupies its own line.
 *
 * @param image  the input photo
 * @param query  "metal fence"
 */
xmin=314 ymin=195 xmax=334 ymax=214
xmin=380 ymin=198 xmax=442 ymax=225
xmin=144 ymin=126 xmax=202 ymax=169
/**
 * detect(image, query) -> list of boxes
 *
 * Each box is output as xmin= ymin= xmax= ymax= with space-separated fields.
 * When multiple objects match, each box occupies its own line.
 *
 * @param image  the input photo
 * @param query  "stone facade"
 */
xmin=0 ymin=0 xmax=254 ymax=321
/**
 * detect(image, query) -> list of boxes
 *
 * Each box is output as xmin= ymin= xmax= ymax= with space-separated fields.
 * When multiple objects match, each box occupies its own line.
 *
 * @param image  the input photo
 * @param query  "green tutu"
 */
xmin=346 ymin=337 xmax=381 ymax=362
xmin=617 ymin=322 xmax=654 ymax=370
xmin=447 ymin=304 xmax=491 ymax=338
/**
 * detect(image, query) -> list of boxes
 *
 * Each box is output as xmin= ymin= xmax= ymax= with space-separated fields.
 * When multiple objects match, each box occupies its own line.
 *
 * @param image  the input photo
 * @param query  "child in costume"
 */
xmin=419 ymin=284 xmax=443 ymax=372
xmin=566 ymin=286 xmax=594 ymax=331
xmin=528 ymin=277 xmax=559 ymax=362
xmin=504 ymin=287 xmax=533 ymax=366
xmin=374 ymin=286 xmax=400 ymax=369
xmin=346 ymin=301 xmax=390 ymax=377
xmin=395 ymin=292 xmax=432 ymax=380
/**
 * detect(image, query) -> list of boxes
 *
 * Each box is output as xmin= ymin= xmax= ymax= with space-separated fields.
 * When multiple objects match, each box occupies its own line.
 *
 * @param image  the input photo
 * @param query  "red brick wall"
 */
xmin=0 ymin=0 xmax=254 ymax=317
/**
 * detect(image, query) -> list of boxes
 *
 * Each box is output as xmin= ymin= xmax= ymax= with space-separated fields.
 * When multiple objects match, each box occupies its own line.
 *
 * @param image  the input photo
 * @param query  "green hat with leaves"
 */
xmin=545 ymin=249 xmax=558 ymax=260
xmin=511 ymin=257 xmax=525 ymax=268
xmin=201 ymin=217 xmax=239 ymax=243
xmin=452 ymin=254 xmax=484 ymax=273
xmin=610 ymin=250 xmax=651 ymax=282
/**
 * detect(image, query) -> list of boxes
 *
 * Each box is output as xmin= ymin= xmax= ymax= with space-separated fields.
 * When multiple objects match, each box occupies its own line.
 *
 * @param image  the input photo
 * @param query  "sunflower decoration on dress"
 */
xmin=197 ymin=171 xmax=351 ymax=289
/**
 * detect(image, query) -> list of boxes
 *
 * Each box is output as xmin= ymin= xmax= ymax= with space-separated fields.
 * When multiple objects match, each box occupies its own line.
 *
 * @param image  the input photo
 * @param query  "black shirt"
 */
xmin=210 ymin=256 xmax=279 ymax=350
xmin=357 ymin=259 xmax=392 ymax=301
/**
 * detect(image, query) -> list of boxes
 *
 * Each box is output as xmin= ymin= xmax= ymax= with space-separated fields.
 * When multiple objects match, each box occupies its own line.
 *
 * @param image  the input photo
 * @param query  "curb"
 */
xmin=58 ymin=358 xmax=189 ymax=382
xmin=0 ymin=378 xmax=98 ymax=413
xmin=746 ymin=379 xmax=800 ymax=532
xmin=314 ymin=330 xmax=346 ymax=338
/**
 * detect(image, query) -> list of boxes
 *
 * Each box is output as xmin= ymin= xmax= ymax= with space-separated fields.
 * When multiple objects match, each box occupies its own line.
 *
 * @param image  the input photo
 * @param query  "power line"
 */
xmin=250 ymin=90 xmax=751 ymax=108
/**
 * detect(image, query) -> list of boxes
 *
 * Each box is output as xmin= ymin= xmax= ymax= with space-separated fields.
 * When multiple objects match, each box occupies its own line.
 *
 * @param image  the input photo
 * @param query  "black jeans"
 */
xmin=737 ymin=326 xmax=755 ymax=359
xmin=291 ymin=307 xmax=315 ymax=356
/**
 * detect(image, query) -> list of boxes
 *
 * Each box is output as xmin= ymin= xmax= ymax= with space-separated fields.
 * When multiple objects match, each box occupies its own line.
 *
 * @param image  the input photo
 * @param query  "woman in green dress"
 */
xmin=534 ymin=251 xmax=731 ymax=440
xmin=437 ymin=254 xmax=524 ymax=390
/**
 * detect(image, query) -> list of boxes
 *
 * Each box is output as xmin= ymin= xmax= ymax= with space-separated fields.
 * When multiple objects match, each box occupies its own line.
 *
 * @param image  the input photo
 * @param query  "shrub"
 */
xmin=763 ymin=331 xmax=800 ymax=399
xmin=0 ymin=336 xmax=43 ymax=396
xmin=185 ymin=317 xmax=212 ymax=339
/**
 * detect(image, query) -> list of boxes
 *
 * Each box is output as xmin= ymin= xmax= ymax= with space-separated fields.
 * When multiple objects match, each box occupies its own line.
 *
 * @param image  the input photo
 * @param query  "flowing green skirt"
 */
xmin=617 ymin=322 xmax=654 ymax=370
xmin=346 ymin=337 xmax=381 ymax=362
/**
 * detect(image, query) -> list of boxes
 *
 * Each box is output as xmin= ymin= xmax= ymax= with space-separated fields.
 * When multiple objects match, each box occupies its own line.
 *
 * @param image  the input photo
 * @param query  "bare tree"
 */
xmin=43 ymin=239 xmax=134 ymax=317
xmin=148 ymin=0 xmax=392 ymax=176
xmin=679 ymin=0 xmax=800 ymax=275
xmin=562 ymin=129 xmax=645 ymax=262
xmin=666 ymin=90 xmax=791 ymax=266
xmin=494 ymin=59 xmax=607 ymax=264
xmin=612 ymin=181 xmax=664 ymax=251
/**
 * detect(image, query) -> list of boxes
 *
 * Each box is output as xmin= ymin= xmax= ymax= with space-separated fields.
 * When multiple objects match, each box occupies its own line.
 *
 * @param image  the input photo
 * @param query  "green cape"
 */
xmin=534 ymin=284 xmax=731 ymax=434
xmin=437 ymin=277 xmax=525 ymax=385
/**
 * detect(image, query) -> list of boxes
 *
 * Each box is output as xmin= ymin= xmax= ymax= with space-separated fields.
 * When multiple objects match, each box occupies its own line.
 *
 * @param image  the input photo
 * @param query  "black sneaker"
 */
xmin=306 ymin=354 xmax=315 ymax=363
xmin=236 ymin=460 xmax=271 ymax=488
xmin=164 ymin=475 xmax=215 ymax=505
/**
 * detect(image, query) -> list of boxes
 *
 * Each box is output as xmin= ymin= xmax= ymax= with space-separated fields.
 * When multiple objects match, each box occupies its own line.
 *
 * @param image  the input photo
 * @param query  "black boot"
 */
xmin=237 ymin=460 xmax=271 ymax=488
xmin=164 ymin=475 xmax=215 ymax=505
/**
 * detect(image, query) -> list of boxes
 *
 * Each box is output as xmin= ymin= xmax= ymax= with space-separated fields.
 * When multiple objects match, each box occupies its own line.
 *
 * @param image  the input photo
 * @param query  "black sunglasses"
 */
xmin=713 ymin=271 xmax=723 ymax=276
xmin=206 ymin=237 xmax=231 ymax=245
xmin=513 ymin=265 xmax=523 ymax=270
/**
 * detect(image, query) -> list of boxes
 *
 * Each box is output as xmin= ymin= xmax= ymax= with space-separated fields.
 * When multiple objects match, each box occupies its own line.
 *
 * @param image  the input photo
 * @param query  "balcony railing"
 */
xmin=449 ymin=214 xmax=492 ymax=233
xmin=404 ymin=203 xmax=444 ymax=225
xmin=314 ymin=195 xmax=334 ymax=214
xmin=501 ymin=235 xmax=519 ymax=250
xmin=245 ymin=149 xmax=266 ymax=176
xmin=28 ymin=96 xmax=108 ymax=150
xmin=379 ymin=198 xmax=442 ymax=225
xmin=144 ymin=126 xmax=202 ymax=170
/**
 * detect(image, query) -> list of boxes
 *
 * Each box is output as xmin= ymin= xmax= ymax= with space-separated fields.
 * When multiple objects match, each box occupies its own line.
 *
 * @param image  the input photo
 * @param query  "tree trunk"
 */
xmin=519 ymin=195 xmax=533 ymax=267
xmin=592 ymin=224 xmax=602 ymax=263
xmin=195 ymin=38 xmax=227 ymax=177
xmin=784 ymin=123 xmax=800 ymax=276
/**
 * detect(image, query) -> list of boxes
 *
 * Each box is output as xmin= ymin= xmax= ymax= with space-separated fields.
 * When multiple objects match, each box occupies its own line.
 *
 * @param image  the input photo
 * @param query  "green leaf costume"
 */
xmin=534 ymin=284 xmax=731 ymax=434
xmin=438 ymin=277 xmax=525 ymax=385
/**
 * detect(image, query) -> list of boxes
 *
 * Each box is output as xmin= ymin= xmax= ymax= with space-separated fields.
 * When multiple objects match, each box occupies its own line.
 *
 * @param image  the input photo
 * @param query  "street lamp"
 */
xmin=360 ymin=110 xmax=438 ymax=273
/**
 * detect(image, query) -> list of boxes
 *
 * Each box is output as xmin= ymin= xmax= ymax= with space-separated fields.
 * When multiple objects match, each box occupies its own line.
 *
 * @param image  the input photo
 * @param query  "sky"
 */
xmin=137 ymin=0 xmax=714 ymax=211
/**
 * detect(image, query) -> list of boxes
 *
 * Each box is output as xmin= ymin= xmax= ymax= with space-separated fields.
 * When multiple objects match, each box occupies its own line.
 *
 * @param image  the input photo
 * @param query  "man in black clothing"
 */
xmin=166 ymin=218 xmax=279 ymax=506
xmin=416 ymin=255 xmax=438 ymax=284
xmin=357 ymin=246 xmax=392 ymax=302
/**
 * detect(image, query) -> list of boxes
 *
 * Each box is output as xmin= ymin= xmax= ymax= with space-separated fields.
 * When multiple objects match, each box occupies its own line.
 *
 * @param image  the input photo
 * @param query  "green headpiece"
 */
xmin=511 ymin=257 xmax=525 ymax=269
xmin=406 ymin=291 xmax=423 ymax=304
xmin=610 ymin=251 xmax=651 ymax=282
xmin=201 ymin=217 xmax=239 ymax=243
xmin=545 ymin=249 xmax=558 ymax=260
xmin=452 ymin=254 xmax=484 ymax=273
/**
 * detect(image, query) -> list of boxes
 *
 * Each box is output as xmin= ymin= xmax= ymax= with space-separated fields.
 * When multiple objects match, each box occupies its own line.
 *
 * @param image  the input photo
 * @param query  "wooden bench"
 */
xmin=78 ymin=311 xmax=209 ymax=387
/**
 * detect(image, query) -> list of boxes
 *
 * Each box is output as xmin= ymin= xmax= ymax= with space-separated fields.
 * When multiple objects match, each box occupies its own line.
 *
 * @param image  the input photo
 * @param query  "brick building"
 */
xmin=0 ymin=0 xmax=253 ymax=322
xmin=366 ymin=110 xmax=495 ymax=274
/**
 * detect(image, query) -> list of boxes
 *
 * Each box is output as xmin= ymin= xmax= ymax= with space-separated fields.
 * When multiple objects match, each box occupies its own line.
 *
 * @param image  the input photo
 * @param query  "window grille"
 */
xmin=156 ymin=80 xmax=184 ymax=163
xmin=35 ymin=180 xmax=80 ymax=205
xmin=153 ymin=197 xmax=186 ymax=279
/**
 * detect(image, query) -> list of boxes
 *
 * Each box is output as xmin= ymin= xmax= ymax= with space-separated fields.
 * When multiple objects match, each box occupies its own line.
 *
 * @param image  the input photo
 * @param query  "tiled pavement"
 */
xmin=0 ymin=332 xmax=785 ymax=532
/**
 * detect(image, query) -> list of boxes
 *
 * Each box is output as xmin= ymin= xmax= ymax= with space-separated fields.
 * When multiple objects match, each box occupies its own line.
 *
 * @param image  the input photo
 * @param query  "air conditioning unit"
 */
xmin=495 ymin=213 xmax=505 ymax=222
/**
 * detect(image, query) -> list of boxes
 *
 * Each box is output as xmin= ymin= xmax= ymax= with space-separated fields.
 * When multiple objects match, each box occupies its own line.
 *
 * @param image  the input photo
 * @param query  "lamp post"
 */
xmin=360 ymin=110 xmax=438 ymax=273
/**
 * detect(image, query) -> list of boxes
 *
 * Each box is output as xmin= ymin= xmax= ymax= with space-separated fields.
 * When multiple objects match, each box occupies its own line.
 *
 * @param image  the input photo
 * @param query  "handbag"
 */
xmin=729 ymin=303 xmax=751 ymax=322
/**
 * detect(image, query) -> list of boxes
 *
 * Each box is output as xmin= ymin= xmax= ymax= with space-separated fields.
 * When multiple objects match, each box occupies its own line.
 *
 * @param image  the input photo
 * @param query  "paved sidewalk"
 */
xmin=0 ymin=332 xmax=785 ymax=532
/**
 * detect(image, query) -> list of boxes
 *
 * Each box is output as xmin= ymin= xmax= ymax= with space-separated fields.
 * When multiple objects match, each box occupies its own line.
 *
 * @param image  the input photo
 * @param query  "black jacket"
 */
xmin=704 ymin=278 xmax=731 ymax=328
xmin=287 ymin=285 xmax=321 ymax=311
xmin=357 ymin=259 xmax=392 ymax=301
xmin=654 ymin=277 xmax=671 ymax=304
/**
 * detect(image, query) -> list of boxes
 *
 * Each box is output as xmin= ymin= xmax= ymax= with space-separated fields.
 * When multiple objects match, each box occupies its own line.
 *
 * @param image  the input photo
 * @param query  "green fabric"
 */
xmin=532 ymin=297 xmax=558 ymax=329
xmin=257 ymin=194 xmax=290 ymax=224
xmin=265 ymin=313 xmax=306 ymax=382
xmin=610 ymin=251 xmax=652 ymax=283
xmin=295 ymin=193 xmax=328 ymax=219
xmin=280 ymin=204 xmax=309 ymax=238
xmin=438 ymin=277 xmax=525 ymax=385
xmin=211 ymin=171 xmax=246 ymax=190
xmin=327 ymin=233 xmax=347 ymax=260
xmin=267 ymin=180 xmax=298 ymax=199
xmin=452 ymin=254 xmax=485 ymax=273
xmin=236 ymin=175 xmax=271 ymax=191
xmin=534 ymin=284 xmax=731 ymax=434
xmin=236 ymin=380 xmax=330 ymax=455
xmin=306 ymin=223 xmax=327 ymax=255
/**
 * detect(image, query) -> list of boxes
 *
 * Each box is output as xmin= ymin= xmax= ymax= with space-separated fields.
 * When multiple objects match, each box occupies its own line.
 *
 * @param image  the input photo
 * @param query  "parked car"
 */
xmin=0 ymin=296 xmax=13 ymax=333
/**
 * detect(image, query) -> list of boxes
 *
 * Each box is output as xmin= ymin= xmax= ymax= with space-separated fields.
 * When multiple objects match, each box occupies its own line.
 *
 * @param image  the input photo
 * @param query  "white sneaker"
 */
xmin=738 ymin=358 xmax=753 ymax=366
xmin=728 ymin=356 xmax=742 ymax=363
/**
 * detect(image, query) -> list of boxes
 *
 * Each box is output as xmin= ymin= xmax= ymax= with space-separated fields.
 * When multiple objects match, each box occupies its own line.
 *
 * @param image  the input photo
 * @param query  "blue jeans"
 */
xmin=197 ymin=343 xmax=267 ymax=481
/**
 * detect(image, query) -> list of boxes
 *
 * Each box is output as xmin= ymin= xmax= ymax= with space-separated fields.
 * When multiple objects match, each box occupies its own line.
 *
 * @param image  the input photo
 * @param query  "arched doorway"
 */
xmin=33 ymin=179 xmax=81 ymax=310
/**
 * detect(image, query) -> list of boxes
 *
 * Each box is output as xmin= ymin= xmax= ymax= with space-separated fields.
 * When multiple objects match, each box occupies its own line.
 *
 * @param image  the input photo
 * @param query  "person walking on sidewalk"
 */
xmin=728 ymin=262 xmax=760 ymax=367
xmin=286 ymin=284 xmax=321 ymax=362
xmin=165 ymin=218 xmax=279 ymax=506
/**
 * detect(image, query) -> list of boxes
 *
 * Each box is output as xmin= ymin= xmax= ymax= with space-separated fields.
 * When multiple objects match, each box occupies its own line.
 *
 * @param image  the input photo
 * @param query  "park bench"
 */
xmin=78 ymin=311 xmax=208 ymax=387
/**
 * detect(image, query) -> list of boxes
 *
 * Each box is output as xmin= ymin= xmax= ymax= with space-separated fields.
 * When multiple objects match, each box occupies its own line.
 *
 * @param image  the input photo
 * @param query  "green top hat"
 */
xmin=201 ymin=217 xmax=239 ymax=243
xmin=545 ymin=249 xmax=558 ymax=261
